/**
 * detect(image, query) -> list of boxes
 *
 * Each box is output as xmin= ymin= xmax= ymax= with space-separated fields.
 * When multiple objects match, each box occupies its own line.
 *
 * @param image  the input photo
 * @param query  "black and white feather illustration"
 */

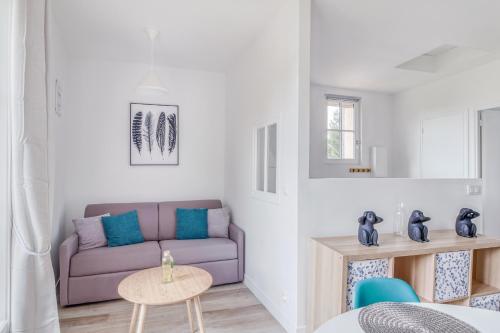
xmin=143 ymin=111 xmax=154 ymax=154
xmin=132 ymin=111 xmax=143 ymax=154
xmin=167 ymin=113 xmax=177 ymax=154
xmin=156 ymin=112 xmax=166 ymax=156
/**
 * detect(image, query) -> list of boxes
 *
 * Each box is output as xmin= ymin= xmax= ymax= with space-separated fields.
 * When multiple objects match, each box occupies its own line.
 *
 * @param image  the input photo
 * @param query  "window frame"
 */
xmin=252 ymin=119 xmax=280 ymax=204
xmin=324 ymin=95 xmax=362 ymax=165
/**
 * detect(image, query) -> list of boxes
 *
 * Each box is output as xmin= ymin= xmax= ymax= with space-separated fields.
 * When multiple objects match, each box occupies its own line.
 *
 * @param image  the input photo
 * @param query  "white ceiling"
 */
xmin=53 ymin=0 xmax=285 ymax=72
xmin=312 ymin=0 xmax=500 ymax=93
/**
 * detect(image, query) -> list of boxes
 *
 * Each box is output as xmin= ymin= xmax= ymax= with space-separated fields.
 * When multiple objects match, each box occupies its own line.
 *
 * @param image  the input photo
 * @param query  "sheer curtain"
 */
xmin=10 ymin=0 xmax=60 ymax=332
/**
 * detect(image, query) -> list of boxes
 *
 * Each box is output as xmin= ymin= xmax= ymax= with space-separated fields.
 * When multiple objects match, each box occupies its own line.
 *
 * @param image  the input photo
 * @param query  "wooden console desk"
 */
xmin=308 ymin=230 xmax=500 ymax=332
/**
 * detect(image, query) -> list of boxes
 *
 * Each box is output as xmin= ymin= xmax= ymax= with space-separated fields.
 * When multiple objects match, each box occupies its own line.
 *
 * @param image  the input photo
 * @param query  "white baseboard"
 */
xmin=244 ymin=274 xmax=297 ymax=333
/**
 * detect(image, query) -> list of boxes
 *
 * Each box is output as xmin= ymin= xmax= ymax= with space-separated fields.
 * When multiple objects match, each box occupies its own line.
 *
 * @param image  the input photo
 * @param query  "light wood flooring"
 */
xmin=59 ymin=283 xmax=285 ymax=333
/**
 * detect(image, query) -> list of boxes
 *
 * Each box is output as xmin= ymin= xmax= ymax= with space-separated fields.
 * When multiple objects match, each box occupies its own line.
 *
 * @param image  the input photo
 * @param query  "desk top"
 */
xmin=313 ymin=230 xmax=500 ymax=260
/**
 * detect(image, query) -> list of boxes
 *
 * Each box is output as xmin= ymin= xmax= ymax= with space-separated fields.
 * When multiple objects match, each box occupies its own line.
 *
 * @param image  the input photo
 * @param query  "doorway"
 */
xmin=480 ymin=108 xmax=500 ymax=236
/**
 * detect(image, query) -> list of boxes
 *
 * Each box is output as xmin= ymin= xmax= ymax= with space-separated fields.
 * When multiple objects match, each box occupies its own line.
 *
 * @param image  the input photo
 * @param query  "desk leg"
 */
xmin=193 ymin=296 xmax=205 ymax=333
xmin=136 ymin=304 xmax=148 ymax=333
xmin=186 ymin=299 xmax=195 ymax=333
xmin=129 ymin=303 xmax=139 ymax=333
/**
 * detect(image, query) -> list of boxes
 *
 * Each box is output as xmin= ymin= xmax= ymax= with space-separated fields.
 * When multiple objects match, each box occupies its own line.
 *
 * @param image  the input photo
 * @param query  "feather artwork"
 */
xmin=132 ymin=111 xmax=143 ymax=154
xmin=143 ymin=111 xmax=154 ymax=154
xmin=156 ymin=112 xmax=166 ymax=156
xmin=167 ymin=113 xmax=177 ymax=154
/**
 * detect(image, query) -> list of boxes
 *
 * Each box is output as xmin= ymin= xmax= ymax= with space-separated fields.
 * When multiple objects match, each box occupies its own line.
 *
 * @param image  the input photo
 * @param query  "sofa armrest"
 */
xmin=229 ymin=223 xmax=245 ymax=281
xmin=59 ymin=233 xmax=78 ymax=306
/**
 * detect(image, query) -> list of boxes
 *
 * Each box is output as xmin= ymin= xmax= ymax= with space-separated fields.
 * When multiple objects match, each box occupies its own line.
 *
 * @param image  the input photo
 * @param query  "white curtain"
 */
xmin=10 ymin=0 xmax=60 ymax=332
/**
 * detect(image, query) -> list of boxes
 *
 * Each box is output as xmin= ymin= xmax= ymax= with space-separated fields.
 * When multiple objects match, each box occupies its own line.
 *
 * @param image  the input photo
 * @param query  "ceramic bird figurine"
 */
xmin=408 ymin=210 xmax=431 ymax=242
xmin=456 ymin=208 xmax=480 ymax=238
xmin=358 ymin=211 xmax=383 ymax=247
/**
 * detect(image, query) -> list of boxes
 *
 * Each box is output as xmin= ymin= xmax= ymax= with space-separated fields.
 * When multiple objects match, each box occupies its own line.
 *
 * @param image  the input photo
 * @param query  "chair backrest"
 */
xmin=353 ymin=277 xmax=420 ymax=309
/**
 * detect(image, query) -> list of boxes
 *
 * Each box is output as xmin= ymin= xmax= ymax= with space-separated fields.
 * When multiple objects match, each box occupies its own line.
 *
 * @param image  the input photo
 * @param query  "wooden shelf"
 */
xmin=435 ymin=296 xmax=469 ymax=304
xmin=418 ymin=295 xmax=432 ymax=303
xmin=313 ymin=230 xmax=500 ymax=260
xmin=445 ymin=298 xmax=470 ymax=306
xmin=471 ymin=279 xmax=500 ymax=297
xmin=309 ymin=230 xmax=500 ymax=333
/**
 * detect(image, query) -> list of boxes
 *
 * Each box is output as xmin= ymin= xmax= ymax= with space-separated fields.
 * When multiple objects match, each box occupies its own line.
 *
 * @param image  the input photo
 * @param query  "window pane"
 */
xmin=327 ymin=131 xmax=341 ymax=159
xmin=256 ymin=127 xmax=265 ymax=191
xmin=342 ymin=101 xmax=355 ymax=131
xmin=327 ymin=101 xmax=340 ymax=130
xmin=342 ymin=131 xmax=355 ymax=159
xmin=266 ymin=124 xmax=277 ymax=194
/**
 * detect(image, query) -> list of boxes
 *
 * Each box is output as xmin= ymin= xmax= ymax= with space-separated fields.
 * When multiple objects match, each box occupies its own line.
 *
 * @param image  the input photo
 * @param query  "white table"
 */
xmin=315 ymin=303 xmax=500 ymax=333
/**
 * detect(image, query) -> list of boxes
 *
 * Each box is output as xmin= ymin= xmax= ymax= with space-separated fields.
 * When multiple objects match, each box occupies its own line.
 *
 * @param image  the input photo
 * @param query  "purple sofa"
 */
xmin=59 ymin=200 xmax=244 ymax=306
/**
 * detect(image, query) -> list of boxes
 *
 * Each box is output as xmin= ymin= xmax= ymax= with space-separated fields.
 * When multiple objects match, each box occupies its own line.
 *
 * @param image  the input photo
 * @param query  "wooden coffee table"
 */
xmin=118 ymin=265 xmax=213 ymax=333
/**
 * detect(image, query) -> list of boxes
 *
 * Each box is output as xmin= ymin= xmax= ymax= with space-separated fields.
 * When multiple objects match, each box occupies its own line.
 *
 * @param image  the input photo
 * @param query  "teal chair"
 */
xmin=353 ymin=277 xmax=420 ymax=309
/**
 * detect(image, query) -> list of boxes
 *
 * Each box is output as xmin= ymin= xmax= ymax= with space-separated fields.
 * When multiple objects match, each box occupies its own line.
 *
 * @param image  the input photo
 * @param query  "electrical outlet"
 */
xmin=466 ymin=184 xmax=482 ymax=196
xmin=281 ymin=291 xmax=288 ymax=303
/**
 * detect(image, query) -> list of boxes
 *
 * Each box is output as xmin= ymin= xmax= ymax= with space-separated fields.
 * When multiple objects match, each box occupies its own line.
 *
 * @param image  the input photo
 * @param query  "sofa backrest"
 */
xmin=158 ymin=200 xmax=222 ymax=240
xmin=84 ymin=202 xmax=159 ymax=241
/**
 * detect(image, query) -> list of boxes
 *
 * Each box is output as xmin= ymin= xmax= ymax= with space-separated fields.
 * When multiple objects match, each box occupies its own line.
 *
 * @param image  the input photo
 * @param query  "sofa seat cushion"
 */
xmin=159 ymin=238 xmax=237 ymax=264
xmin=70 ymin=241 xmax=161 ymax=277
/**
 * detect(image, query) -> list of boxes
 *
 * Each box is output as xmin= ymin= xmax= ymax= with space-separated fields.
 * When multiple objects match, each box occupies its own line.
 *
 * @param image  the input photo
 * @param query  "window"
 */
xmin=326 ymin=96 xmax=361 ymax=162
xmin=254 ymin=122 xmax=278 ymax=196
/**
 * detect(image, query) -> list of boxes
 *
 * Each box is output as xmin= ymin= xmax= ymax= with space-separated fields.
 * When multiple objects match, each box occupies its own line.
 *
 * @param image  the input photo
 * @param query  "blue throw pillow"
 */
xmin=101 ymin=210 xmax=145 ymax=247
xmin=176 ymin=208 xmax=208 ymax=240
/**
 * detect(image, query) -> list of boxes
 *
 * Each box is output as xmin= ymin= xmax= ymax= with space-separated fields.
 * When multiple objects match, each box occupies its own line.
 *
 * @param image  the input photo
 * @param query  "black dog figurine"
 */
xmin=408 ymin=210 xmax=431 ymax=242
xmin=456 ymin=208 xmax=480 ymax=238
xmin=358 ymin=211 xmax=383 ymax=247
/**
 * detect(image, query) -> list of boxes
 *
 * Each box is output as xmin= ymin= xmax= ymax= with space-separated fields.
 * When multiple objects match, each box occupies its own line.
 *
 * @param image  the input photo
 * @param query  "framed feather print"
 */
xmin=130 ymin=103 xmax=179 ymax=165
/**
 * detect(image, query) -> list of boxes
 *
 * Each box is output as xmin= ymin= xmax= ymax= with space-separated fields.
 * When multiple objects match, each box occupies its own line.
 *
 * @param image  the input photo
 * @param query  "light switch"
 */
xmin=466 ymin=184 xmax=482 ymax=196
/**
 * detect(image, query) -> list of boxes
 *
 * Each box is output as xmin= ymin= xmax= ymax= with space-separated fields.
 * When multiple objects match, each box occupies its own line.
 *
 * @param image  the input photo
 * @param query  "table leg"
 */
xmin=186 ymin=299 xmax=195 ymax=333
xmin=193 ymin=296 xmax=205 ymax=333
xmin=129 ymin=303 xmax=139 ymax=333
xmin=136 ymin=304 xmax=148 ymax=333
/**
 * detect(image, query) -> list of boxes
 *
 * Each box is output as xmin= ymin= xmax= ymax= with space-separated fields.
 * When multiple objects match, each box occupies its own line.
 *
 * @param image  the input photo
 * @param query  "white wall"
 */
xmin=297 ymin=55 xmax=500 ymax=332
xmin=224 ymin=1 xmax=300 ymax=331
xmin=62 ymin=59 xmax=226 ymax=236
xmin=309 ymin=85 xmax=393 ymax=178
xmin=46 ymin=0 xmax=68 ymax=280
xmin=299 ymin=4 xmax=493 ymax=330
xmin=393 ymin=59 xmax=500 ymax=179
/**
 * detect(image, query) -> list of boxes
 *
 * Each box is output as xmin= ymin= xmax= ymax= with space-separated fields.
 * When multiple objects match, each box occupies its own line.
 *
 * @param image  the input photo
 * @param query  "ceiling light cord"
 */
xmin=149 ymin=31 xmax=155 ymax=71
xmin=146 ymin=28 xmax=159 ymax=72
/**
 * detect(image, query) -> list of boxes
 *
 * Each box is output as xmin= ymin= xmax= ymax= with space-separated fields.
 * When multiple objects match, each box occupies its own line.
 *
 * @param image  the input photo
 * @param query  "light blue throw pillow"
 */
xmin=101 ymin=210 xmax=144 ymax=247
xmin=176 ymin=208 xmax=208 ymax=240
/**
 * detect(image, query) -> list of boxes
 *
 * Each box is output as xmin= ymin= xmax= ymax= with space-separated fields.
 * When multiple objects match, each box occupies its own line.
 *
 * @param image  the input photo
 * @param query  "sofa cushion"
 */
xmin=176 ymin=208 xmax=208 ymax=240
xmin=159 ymin=238 xmax=237 ymax=264
xmin=159 ymin=200 xmax=222 ymax=240
xmin=208 ymin=207 xmax=230 ymax=238
xmin=85 ymin=202 xmax=159 ymax=241
xmin=70 ymin=241 xmax=161 ymax=277
xmin=102 ymin=210 xmax=144 ymax=247
xmin=73 ymin=213 xmax=110 ymax=250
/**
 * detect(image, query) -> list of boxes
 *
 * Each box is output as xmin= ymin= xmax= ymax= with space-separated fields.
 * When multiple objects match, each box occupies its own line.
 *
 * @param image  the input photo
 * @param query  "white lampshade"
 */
xmin=136 ymin=69 xmax=167 ymax=95
xmin=136 ymin=28 xmax=167 ymax=96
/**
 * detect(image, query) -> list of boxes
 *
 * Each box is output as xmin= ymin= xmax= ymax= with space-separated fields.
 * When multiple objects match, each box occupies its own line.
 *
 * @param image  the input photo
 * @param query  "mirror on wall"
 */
xmin=309 ymin=85 xmax=491 ymax=179
xmin=309 ymin=0 xmax=500 ymax=179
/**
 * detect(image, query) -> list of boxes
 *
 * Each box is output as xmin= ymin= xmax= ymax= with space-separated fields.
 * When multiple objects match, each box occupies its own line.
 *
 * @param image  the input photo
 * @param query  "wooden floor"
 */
xmin=59 ymin=283 xmax=285 ymax=333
